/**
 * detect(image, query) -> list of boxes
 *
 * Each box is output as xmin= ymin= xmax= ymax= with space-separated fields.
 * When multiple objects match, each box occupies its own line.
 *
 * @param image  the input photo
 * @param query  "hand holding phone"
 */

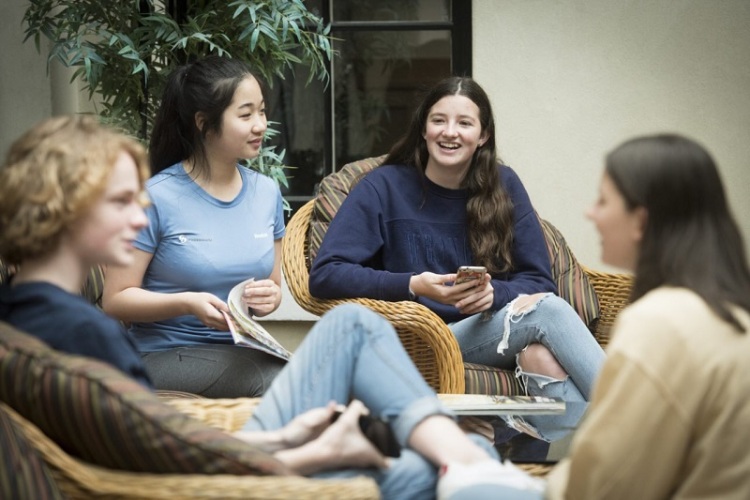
xmin=455 ymin=265 xmax=487 ymax=285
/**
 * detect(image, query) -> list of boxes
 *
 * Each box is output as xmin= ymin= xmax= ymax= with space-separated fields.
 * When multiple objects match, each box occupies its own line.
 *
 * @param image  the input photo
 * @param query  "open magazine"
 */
xmin=437 ymin=394 xmax=565 ymax=416
xmin=223 ymin=278 xmax=292 ymax=361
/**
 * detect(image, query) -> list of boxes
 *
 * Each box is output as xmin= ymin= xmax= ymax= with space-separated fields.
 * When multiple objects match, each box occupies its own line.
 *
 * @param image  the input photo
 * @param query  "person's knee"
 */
xmin=518 ymin=344 xmax=566 ymax=379
xmin=323 ymin=303 xmax=396 ymax=339
xmin=534 ymin=293 xmax=578 ymax=319
xmin=511 ymin=292 xmax=548 ymax=314
xmin=321 ymin=303 xmax=383 ymax=328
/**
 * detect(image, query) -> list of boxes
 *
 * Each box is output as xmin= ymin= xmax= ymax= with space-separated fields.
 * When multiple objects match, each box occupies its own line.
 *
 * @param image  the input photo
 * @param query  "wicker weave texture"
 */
xmin=0 ymin=400 xmax=379 ymax=499
xmin=581 ymin=266 xmax=633 ymax=348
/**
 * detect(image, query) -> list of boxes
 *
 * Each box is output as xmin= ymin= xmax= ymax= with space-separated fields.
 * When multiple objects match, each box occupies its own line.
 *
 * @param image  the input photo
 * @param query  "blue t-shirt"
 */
xmin=130 ymin=163 xmax=286 ymax=352
xmin=0 ymin=281 xmax=153 ymax=389
xmin=309 ymin=164 xmax=556 ymax=323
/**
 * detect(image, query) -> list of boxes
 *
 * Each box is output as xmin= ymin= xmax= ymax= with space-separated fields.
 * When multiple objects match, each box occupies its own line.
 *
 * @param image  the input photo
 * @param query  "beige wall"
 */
xmin=1 ymin=0 xmax=94 ymax=158
xmin=0 ymin=0 xmax=51 ymax=156
xmin=473 ymin=0 xmax=750 ymax=270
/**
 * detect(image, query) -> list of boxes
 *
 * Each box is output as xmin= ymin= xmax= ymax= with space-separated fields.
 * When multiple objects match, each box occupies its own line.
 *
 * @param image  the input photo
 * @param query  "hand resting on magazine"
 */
xmin=184 ymin=291 xmax=230 ymax=331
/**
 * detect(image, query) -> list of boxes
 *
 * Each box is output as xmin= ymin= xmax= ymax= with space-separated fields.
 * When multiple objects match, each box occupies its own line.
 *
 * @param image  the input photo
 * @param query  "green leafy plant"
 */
xmin=22 ymin=0 xmax=332 ymax=201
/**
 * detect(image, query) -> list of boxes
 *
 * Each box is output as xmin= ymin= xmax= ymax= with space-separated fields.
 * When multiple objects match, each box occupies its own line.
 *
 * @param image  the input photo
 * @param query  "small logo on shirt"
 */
xmin=254 ymin=232 xmax=269 ymax=239
xmin=176 ymin=234 xmax=212 ymax=244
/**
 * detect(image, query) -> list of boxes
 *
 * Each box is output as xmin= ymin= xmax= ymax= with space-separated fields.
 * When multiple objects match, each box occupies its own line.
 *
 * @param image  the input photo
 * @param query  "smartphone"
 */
xmin=455 ymin=265 xmax=487 ymax=285
xmin=331 ymin=409 xmax=400 ymax=457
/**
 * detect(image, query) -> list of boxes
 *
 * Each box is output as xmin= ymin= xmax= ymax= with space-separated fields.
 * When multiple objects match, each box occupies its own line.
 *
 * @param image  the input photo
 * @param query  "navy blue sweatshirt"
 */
xmin=0 ymin=280 xmax=153 ymax=389
xmin=309 ymin=164 xmax=556 ymax=323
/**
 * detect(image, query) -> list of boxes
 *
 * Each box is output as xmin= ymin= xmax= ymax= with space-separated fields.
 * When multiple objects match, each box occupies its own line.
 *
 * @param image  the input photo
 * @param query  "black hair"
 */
xmin=149 ymin=56 xmax=266 ymax=176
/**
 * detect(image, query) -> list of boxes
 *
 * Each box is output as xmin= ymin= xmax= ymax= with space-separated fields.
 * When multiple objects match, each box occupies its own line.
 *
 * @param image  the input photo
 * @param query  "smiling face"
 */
xmin=205 ymin=75 xmax=267 ymax=164
xmin=422 ymin=94 xmax=488 ymax=185
xmin=586 ymin=172 xmax=646 ymax=271
xmin=69 ymin=151 xmax=148 ymax=268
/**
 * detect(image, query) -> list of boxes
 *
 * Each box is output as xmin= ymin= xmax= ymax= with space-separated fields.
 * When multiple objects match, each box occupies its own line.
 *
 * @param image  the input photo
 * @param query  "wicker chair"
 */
xmin=281 ymin=161 xmax=634 ymax=394
xmin=0 ymin=396 xmax=379 ymax=499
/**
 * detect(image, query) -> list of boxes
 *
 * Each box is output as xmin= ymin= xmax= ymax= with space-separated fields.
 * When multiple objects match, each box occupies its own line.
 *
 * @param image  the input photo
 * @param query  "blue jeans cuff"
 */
xmin=392 ymin=395 xmax=454 ymax=446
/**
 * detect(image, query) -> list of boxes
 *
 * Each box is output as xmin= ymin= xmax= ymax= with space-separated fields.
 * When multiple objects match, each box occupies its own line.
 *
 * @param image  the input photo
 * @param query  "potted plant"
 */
xmin=22 ymin=0 xmax=333 ymax=200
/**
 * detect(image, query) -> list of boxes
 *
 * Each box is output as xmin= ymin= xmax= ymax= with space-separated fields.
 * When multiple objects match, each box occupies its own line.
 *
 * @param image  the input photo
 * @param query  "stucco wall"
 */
xmin=473 ymin=0 xmax=750 ymax=270
xmin=0 ymin=0 xmax=51 ymax=157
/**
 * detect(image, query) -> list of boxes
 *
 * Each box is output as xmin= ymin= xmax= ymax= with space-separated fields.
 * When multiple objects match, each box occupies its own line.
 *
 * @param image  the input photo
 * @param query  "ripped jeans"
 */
xmin=450 ymin=293 xmax=605 ymax=441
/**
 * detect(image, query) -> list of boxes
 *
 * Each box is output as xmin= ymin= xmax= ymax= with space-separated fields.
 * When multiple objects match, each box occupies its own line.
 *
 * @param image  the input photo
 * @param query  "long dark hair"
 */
xmin=384 ymin=76 xmax=514 ymax=274
xmin=149 ymin=56 xmax=266 ymax=177
xmin=607 ymin=134 xmax=750 ymax=332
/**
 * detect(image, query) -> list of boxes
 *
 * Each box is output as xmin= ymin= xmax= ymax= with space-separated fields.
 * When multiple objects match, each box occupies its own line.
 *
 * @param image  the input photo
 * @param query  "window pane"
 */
xmin=266 ymin=57 xmax=327 ymax=215
xmin=333 ymin=0 xmax=450 ymax=22
xmin=333 ymin=29 xmax=451 ymax=164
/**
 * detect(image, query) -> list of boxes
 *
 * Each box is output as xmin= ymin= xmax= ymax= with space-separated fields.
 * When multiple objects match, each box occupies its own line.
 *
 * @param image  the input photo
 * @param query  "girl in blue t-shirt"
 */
xmin=103 ymin=56 xmax=287 ymax=397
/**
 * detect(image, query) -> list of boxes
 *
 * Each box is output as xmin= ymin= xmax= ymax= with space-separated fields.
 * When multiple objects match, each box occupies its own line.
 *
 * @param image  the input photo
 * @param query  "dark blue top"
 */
xmin=309 ymin=164 xmax=557 ymax=323
xmin=0 ymin=281 xmax=153 ymax=389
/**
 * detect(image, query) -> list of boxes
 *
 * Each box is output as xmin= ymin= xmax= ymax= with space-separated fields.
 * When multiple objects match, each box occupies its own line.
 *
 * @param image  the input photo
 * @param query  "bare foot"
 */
xmin=315 ymin=400 xmax=388 ymax=470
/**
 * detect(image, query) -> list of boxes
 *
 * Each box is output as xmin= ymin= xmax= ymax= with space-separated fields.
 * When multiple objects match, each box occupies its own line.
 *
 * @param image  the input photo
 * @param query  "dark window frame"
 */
xmin=320 ymin=0 xmax=472 ymax=177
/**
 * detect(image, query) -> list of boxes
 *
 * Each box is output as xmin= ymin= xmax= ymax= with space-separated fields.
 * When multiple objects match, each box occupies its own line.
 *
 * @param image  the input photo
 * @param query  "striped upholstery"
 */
xmin=81 ymin=265 xmax=106 ymax=308
xmin=539 ymin=218 xmax=600 ymax=333
xmin=0 ymin=321 xmax=287 ymax=476
xmin=0 ymin=260 xmax=9 ymax=285
xmin=0 ymin=402 xmax=63 ymax=500
xmin=0 ymin=258 xmax=105 ymax=308
xmin=309 ymin=155 xmax=385 ymax=262
xmin=464 ymin=362 xmax=524 ymax=395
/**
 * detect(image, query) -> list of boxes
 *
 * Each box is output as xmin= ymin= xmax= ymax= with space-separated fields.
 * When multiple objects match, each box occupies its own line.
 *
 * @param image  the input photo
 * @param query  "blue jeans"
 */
xmin=244 ymin=303 xmax=498 ymax=500
xmin=451 ymin=294 xmax=605 ymax=441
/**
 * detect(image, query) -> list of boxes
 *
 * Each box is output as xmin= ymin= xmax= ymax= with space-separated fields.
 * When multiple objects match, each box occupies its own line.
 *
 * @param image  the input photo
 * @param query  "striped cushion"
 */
xmin=0 ymin=321 xmax=287 ymax=476
xmin=0 ymin=259 xmax=105 ymax=309
xmin=309 ymin=156 xmax=384 ymax=263
xmin=464 ymin=363 xmax=524 ymax=396
xmin=0 ymin=257 xmax=12 ymax=286
xmin=81 ymin=265 xmax=106 ymax=308
xmin=539 ymin=218 xmax=600 ymax=333
xmin=0 ymin=402 xmax=63 ymax=499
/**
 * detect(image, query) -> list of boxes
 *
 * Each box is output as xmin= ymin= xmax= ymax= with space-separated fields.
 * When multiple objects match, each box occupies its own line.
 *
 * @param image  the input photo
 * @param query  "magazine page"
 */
xmin=225 ymin=279 xmax=292 ymax=361
xmin=437 ymin=394 xmax=565 ymax=415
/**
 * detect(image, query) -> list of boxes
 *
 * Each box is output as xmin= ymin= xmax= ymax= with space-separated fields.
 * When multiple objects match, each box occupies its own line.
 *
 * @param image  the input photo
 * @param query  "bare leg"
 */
xmin=514 ymin=294 xmax=568 ymax=379
xmin=519 ymin=343 xmax=567 ymax=379
xmin=409 ymin=415 xmax=491 ymax=466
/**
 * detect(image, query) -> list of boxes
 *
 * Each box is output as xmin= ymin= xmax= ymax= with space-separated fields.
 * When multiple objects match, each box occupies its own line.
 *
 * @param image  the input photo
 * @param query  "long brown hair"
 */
xmin=384 ymin=77 xmax=514 ymax=273
xmin=607 ymin=134 xmax=750 ymax=332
